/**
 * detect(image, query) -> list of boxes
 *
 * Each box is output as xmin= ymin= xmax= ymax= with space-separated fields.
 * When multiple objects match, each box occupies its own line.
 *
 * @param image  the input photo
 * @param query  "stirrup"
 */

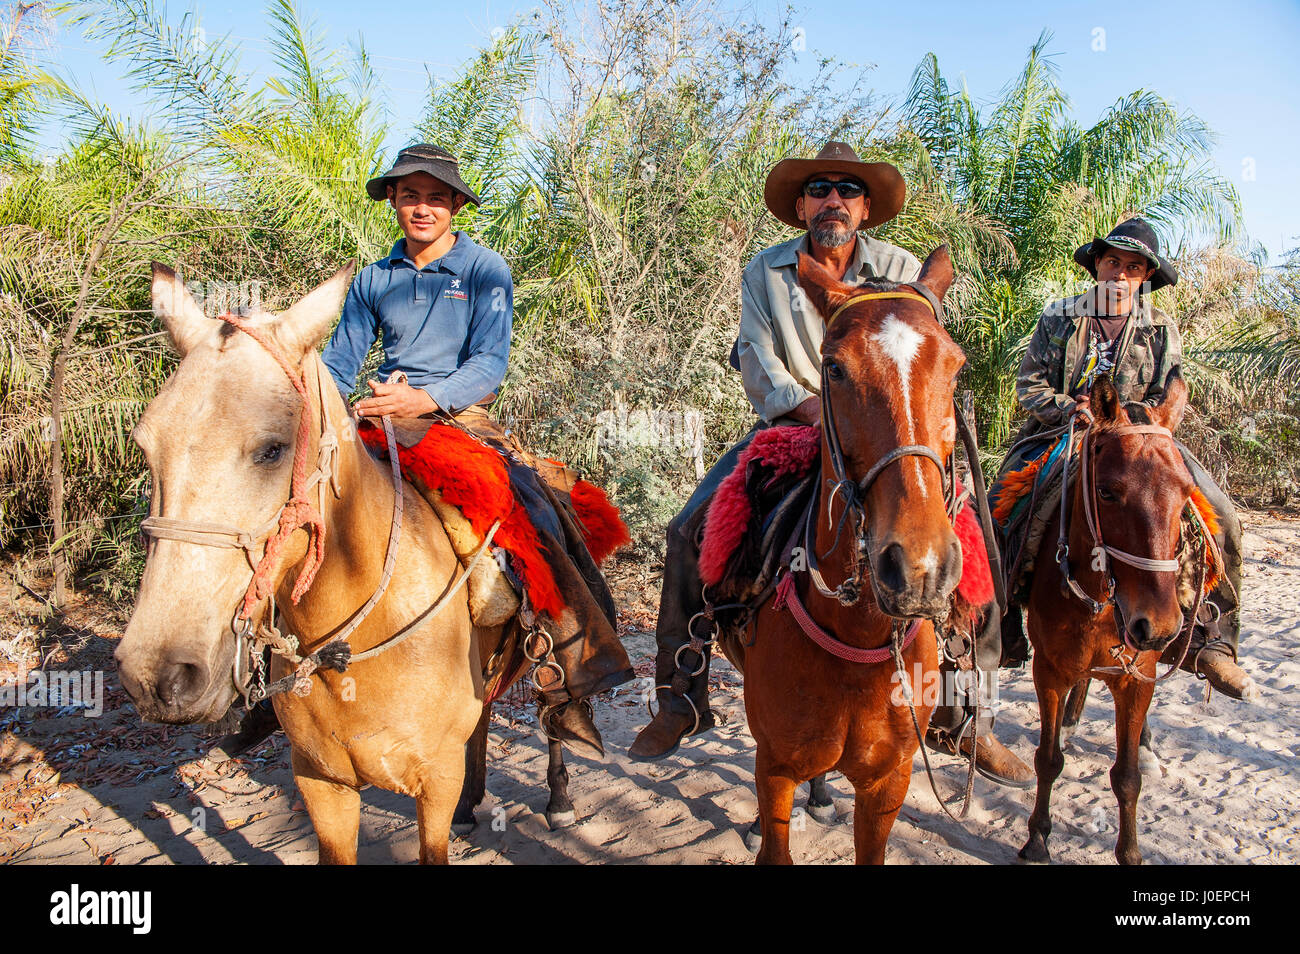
xmin=645 ymin=684 xmax=701 ymax=737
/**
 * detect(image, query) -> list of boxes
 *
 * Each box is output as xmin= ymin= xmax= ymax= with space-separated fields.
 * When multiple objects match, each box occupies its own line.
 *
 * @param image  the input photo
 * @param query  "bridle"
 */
xmin=138 ymin=315 xmax=497 ymax=705
xmin=1055 ymin=410 xmax=1215 ymax=683
xmin=804 ymin=288 xmax=959 ymax=607
xmin=140 ymin=315 xmax=343 ymax=637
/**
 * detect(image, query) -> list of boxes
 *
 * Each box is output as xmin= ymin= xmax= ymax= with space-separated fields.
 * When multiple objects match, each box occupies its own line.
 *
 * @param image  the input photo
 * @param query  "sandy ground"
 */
xmin=1 ymin=512 xmax=1296 ymax=865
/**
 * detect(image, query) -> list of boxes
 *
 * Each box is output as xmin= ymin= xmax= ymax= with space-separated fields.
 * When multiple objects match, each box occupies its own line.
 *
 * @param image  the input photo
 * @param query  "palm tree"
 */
xmin=902 ymin=31 xmax=1244 ymax=450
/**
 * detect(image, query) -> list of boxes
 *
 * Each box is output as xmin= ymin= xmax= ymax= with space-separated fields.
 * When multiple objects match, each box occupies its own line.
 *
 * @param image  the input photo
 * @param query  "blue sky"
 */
xmin=34 ymin=0 xmax=1300 ymax=261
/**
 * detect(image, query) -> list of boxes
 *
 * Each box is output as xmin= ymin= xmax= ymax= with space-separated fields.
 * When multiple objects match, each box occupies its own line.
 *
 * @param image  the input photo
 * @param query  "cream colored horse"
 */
xmin=116 ymin=263 xmax=488 ymax=864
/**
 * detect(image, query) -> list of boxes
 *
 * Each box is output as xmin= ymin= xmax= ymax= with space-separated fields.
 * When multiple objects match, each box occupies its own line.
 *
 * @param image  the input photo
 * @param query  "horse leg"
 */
xmin=414 ymin=752 xmax=468 ymax=865
xmin=292 ymin=751 xmax=360 ymax=865
xmin=1060 ymin=677 xmax=1090 ymax=748
xmin=452 ymin=705 xmax=491 ymax=835
xmin=753 ymin=755 xmax=798 ymax=865
xmin=1138 ymin=717 xmax=1161 ymax=776
xmin=544 ymin=738 xmax=576 ymax=829
xmin=1111 ymin=678 xmax=1154 ymax=865
xmin=849 ymin=760 xmax=912 ymax=865
xmin=806 ymin=773 xmax=836 ymax=823
xmin=748 ymin=772 xmax=832 ymax=848
xmin=1018 ymin=676 xmax=1065 ymax=864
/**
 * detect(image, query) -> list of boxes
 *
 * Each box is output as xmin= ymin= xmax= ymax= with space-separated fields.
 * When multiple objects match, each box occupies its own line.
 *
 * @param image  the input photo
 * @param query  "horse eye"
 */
xmin=254 ymin=442 xmax=287 ymax=465
xmin=826 ymin=361 xmax=845 ymax=381
xmin=1097 ymin=486 xmax=1117 ymax=502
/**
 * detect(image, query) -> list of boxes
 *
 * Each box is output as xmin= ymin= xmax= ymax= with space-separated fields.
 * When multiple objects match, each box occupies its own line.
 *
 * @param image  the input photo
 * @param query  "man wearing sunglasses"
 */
xmin=632 ymin=141 xmax=1035 ymax=790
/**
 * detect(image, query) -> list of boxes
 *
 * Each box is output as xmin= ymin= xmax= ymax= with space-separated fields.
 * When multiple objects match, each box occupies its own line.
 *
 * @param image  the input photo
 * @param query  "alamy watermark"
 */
xmin=596 ymin=404 xmax=706 ymax=476
xmin=163 ymin=269 xmax=263 ymax=318
xmin=1 ymin=665 xmax=104 ymax=717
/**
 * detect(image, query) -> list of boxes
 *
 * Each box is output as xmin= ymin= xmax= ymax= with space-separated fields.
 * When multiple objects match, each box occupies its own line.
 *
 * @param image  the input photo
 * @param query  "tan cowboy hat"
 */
xmin=763 ymin=140 xmax=906 ymax=230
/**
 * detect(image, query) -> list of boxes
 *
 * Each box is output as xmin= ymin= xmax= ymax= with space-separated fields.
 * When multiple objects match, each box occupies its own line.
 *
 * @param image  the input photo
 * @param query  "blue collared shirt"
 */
xmin=321 ymin=232 xmax=514 ymax=413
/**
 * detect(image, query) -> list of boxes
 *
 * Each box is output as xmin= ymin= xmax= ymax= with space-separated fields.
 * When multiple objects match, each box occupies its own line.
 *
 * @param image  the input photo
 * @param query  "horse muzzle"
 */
xmin=870 ymin=536 xmax=962 ymax=619
xmin=115 ymin=638 xmax=236 ymax=725
xmin=1120 ymin=613 xmax=1183 ymax=655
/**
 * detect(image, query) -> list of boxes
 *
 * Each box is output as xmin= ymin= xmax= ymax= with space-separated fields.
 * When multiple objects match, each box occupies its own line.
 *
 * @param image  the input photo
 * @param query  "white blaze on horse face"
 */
xmin=920 ymin=547 xmax=938 ymax=575
xmin=872 ymin=315 xmax=927 ymax=497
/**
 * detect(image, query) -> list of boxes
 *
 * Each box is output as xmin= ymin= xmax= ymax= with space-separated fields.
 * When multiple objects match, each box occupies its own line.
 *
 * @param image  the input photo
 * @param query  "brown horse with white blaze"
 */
xmin=737 ymin=246 xmax=964 ymax=864
xmin=1019 ymin=375 xmax=1198 ymax=865
xmin=117 ymin=263 xmax=495 ymax=864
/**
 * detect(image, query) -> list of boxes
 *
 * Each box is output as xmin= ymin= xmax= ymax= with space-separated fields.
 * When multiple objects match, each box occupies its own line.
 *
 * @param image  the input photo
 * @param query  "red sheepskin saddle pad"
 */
xmin=698 ymin=425 xmax=993 ymax=607
xmin=359 ymin=420 xmax=629 ymax=620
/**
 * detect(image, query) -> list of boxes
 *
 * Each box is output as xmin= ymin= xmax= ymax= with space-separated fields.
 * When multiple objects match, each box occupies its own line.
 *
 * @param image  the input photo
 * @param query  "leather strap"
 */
xmin=773 ymin=573 xmax=921 ymax=664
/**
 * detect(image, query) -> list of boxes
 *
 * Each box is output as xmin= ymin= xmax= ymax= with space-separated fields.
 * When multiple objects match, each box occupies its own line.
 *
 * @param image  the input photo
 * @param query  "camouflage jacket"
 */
xmin=1014 ymin=288 xmax=1182 ymax=438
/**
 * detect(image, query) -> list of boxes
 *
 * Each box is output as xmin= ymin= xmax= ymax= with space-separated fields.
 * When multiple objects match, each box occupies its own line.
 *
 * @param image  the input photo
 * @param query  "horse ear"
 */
xmin=914 ymin=245 xmax=954 ymax=304
xmin=1147 ymin=370 xmax=1188 ymax=432
xmin=151 ymin=262 xmax=212 ymax=357
xmin=276 ymin=260 xmax=357 ymax=360
xmin=796 ymin=252 xmax=858 ymax=322
xmin=1092 ymin=375 xmax=1123 ymax=422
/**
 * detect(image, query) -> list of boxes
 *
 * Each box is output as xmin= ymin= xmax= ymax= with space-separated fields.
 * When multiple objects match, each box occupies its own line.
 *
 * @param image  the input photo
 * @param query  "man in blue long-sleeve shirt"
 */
xmin=321 ymin=145 xmax=513 ymax=416
xmin=213 ymin=145 xmax=631 ymax=763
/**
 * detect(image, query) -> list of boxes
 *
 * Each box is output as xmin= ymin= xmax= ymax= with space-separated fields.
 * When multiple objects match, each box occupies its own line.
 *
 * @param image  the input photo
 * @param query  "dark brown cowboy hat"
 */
xmin=365 ymin=143 xmax=483 ymax=205
xmin=763 ymin=141 xmax=906 ymax=230
xmin=1074 ymin=217 xmax=1178 ymax=292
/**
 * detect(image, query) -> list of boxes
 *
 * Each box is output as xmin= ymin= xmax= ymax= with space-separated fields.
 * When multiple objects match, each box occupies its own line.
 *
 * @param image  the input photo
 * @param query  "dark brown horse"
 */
xmin=1019 ymin=375 xmax=1204 ymax=865
xmin=730 ymin=247 xmax=965 ymax=864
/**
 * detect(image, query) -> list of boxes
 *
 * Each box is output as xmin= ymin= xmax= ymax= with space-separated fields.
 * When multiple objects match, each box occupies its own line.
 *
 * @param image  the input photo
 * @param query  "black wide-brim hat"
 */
xmin=365 ymin=143 xmax=483 ymax=205
xmin=1074 ymin=217 xmax=1178 ymax=292
xmin=764 ymin=140 xmax=906 ymax=230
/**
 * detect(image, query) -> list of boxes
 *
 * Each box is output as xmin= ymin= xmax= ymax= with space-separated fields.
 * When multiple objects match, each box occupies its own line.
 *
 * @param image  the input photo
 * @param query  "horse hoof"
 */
xmin=1061 ymin=722 xmax=1077 ymax=749
xmin=546 ymin=810 xmax=576 ymax=830
xmin=806 ymin=801 xmax=836 ymax=824
xmin=744 ymin=821 xmax=762 ymax=853
xmin=451 ymin=819 xmax=476 ymax=837
xmin=1138 ymin=745 xmax=1161 ymax=777
xmin=1016 ymin=841 xmax=1051 ymax=865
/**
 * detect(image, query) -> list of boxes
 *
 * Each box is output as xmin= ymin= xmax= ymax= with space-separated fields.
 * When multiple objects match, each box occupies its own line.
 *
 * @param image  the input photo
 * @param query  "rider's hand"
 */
xmin=791 ymin=396 xmax=822 ymax=427
xmin=356 ymin=380 xmax=439 ymax=419
xmin=1073 ymin=393 xmax=1093 ymax=422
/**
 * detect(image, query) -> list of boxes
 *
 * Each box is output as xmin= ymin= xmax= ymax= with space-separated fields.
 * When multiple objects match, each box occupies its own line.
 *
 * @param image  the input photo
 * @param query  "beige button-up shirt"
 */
xmin=737 ymin=232 xmax=922 ymax=423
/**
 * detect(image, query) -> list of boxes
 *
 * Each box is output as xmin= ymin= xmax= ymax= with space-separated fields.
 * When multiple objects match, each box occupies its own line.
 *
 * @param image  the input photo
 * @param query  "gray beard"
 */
xmin=811 ymin=222 xmax=854 ymax=248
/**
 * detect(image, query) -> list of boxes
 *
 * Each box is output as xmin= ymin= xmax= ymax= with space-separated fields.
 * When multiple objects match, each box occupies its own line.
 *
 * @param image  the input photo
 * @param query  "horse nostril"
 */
xmin=155 ymin=659 xmax=206 ymax=707
xmin=876 ymin=541 xmax=907 ymax=593
xmin=943 ymin=538 xmax=963 ymax=586
xmin=1129 ymin=616 xmax=1153 ymax=647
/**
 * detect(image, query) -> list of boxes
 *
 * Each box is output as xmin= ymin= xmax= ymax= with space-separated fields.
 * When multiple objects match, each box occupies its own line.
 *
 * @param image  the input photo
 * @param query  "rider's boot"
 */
xmin=1170 ymin=451 xmax=1256 ymax=700
xmin=629 ymin=512 xmax=717 ymax=761
xmin=538 ymin=691 xmax=605 ymax=761
xmin=927 ymin=613 xmax=1035 ymax=789
xmin=1169 ymin=618 xmax=1259 ymax=701
xmin=520 ymin=499 xmax=634 ymax=761
xmin=1167 ymin=520 xmax=1258 ymax=701
xmin=529 ymin=611 xmax=632 ymax=761
xmin=209 ymin=699 xmax=280 ymax=760
xmin=927 ymin=694 xmax=1035 ymax=789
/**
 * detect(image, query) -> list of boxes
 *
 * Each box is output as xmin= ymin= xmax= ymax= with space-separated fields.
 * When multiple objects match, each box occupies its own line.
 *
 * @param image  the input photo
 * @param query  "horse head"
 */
xmin=797 ymin=246 xmax=965 ymax=619
xmin=115 ymin=262 xmax=354 ymax=724
xmin=1081 ymin=373 xmax=1193 ymax=652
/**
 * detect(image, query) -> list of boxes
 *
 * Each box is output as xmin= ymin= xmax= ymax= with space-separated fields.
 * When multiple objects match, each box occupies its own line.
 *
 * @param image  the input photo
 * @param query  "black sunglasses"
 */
xmin=803 ymin=178 xmax=867 ymax=199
